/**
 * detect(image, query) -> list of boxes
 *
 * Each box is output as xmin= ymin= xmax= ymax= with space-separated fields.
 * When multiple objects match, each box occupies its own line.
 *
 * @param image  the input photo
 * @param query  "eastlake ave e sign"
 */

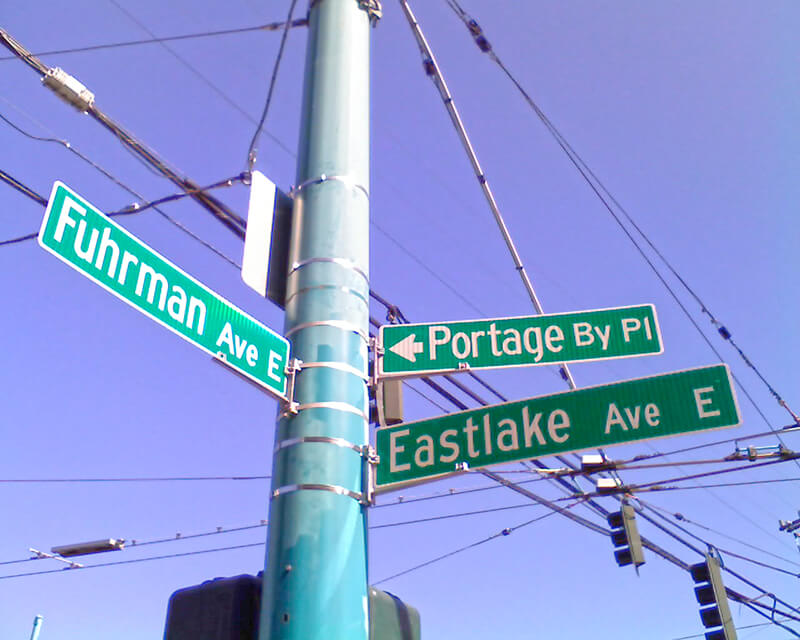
xmin=38 ymin=181 xmax=290 ymax=400
xmin=378 ymin=304 xmax=662 ymax=378
xmin=375 ymin=364 xmax=740 ymax=488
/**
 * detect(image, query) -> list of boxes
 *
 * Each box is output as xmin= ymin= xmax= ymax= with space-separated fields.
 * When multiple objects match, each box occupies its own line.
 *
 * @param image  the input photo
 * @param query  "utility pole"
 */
xmin=259 ymin=1 xmax=375 ymax=639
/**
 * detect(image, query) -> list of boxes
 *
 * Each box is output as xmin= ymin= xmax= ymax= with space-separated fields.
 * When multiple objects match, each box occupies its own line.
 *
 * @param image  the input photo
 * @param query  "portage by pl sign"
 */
xmin=378 ymin=304 xmax=662 ymax=378
xmin=376 ymin=364 xmax=740 ymax=488
xmin=38 ymin=181 xmax=290 ymax=400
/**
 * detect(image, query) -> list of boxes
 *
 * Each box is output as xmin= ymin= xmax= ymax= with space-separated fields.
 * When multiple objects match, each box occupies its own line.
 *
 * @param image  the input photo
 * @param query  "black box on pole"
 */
xmin=164 ymin=574 xmax=262 ymax=640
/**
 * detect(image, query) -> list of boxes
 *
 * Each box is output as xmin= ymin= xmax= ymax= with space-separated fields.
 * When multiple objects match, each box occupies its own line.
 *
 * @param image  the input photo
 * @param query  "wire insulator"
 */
xmin=717 ymin=325 xmax=732 ymax=340
xmin=423 ymin=58 xmax=436 ymax=76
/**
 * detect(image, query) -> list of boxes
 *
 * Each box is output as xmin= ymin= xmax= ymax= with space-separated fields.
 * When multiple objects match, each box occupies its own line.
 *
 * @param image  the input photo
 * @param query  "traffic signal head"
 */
xmin=689 ymin=555 xmax=737 ymax=640
xmin=606 ymin=503 xmax=645 ymax=568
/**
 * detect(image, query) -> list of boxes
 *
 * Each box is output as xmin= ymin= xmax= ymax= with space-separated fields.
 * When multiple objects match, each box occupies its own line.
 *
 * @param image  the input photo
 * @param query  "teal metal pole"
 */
xmin=29 ymin=615 xmax=43 ymax=640
xmin=259 ymin=1 xmax=372 ymax=639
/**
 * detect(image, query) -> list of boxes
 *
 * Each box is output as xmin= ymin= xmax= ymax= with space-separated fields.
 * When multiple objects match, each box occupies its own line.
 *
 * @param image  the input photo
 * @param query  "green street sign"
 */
xmin=38 ymin=181 xmax=290 ymax=400
xmin=376 ymin=364 xmax=739 ymax=488
xmin=378 ymin=305 xmax=662 ymax=378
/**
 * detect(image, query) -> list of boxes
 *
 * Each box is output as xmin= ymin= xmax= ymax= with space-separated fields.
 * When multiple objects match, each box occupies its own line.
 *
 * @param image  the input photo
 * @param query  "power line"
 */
xmin=373 ymin=497 xmax=587 ymax=585
xmin=0 ymin=543 xmax=265 ymax=581
xmin=634 ymin=506 xmax=800 ymax=619
xmin=0 ymin=27 xmax=247 ymax=236
xmin=442 ymin=0 xmax=800 ymax=435
xmin=398 ymin=0 xmax=579 ymax=391
xmin=641 ymin=499 xmax=800 ymax=569
xmin=0 ymin=501 xmax=546 ymax=570
xmin=0 ymin=167 xmax=47 ymax=206
xmin=4 ymin=15 xmax=792 ymax=624
xmin=0 ymin=19 xmax=308 ymax=62
xmin=637 ymin=502 xmax=800 ymax=578
xmin=640 ymin=476 xmax=800 ymax=493
xmin=0 ymin=475 xmax=270 ymax=484
xmin=371 ymin=501 xmax=540 ymax=530
xmin=0 ymin=163 xmax=244 ymax=268
xmin=105 ymin=1 xmax=295 ymax=158
xmin=246 ymin=0 xmax=300 ymax=171
xmin=620 ymin=423 xmax=800 ymax=466
xmin=669 ymin=619 xmax=796 ymax=640
xmin=629 ymin=455 xmax=800 ymax=492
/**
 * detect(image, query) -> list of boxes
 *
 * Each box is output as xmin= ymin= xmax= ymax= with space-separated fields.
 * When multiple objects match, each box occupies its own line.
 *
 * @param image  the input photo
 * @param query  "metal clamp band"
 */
xmin=299 ymin=361 xmax=369 ymax=381
xmin=291 ymin=174 xmax=369 ymax=201
xmin=274 ymin=436 xmax=363 ymax=454
xmin=290 ymin=401 xmax=369 ymax=422
xmin=271 ymin=483 xmax=364 ymax=503
xmin=285 ymin=320 xmax=369 ymax=343
xmin=284 ymin=284 xmax=369 ymax=308
xmin=289 ymin=257 xmax=369 ymax=284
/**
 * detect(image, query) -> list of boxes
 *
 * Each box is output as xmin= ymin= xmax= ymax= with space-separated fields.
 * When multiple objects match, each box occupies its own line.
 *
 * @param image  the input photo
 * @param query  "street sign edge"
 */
xmin=37 ymin=181 xmax=290 ymax=400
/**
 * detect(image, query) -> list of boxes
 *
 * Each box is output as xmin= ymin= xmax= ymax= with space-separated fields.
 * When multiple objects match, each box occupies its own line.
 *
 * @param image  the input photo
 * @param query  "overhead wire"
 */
xmin=0 ymin=543 xmax=266 ymax=581
xmin=641 ymin=499 xmax=800 ymax=569
xmin=0 ymin=19 xmax=308 ymax=62
xmin=0 ymin=501 xmax=549 ymax=572
xmin=734 ymin=602 xmax=800 ymax=638
xmin=0 ymin=475 xmax=271 ymax=484
xmin=0 ymin=28 xmax=248 ymax=236
xmin=373 ymin=496 xmax=588 ymax=585
xmin=620 ymin=423 xmax=800 ymax=465
xmin=442 ymin=0 xmax=800 ymax=435
xmin=245 ymin=0 xmax=300 ymax=171
xmin=635 ymin=502 xmax=800 ymax=578
xmin=633 ymin=506 xmax=800 ymax=618
xmin=0 ymin=161 xmax=244 ymax=269
xmin=670 ymin=619 xmax=798 ymax=640
xmin=430 ymin=4 xmax=800 ymax=564
xmin=422 ymin=0 xmax=800 ymax=580
xmin=646 ymin=477 xmax=800 ymax=492
xmin=106 ymin=0 xmax=295 ymax=158
xmin=397 ymin=0 xmax=579 ymax=390
xmin=4 ymin=13 xmax=792 ymax=632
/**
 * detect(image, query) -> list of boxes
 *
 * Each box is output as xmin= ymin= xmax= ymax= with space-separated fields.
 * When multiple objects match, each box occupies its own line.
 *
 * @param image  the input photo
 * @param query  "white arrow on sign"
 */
xmin=389 ymin=334 xmax=424 ymax=363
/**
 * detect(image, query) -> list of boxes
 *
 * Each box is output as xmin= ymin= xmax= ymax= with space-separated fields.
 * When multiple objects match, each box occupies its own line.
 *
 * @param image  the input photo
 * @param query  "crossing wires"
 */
xmin=441 ymin=0 xmax=800 ymax=433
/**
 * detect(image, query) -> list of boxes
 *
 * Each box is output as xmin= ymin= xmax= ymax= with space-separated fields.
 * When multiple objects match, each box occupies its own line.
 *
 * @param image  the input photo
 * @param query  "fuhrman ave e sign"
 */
xmin=38 ymin=181 xmax=290 ymax=399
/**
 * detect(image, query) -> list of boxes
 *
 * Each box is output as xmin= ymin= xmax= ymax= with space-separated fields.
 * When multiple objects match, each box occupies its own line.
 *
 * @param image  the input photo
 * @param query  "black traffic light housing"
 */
xmin=164 ymin=574 xmax=420 ymax=640
xmin=607 ymin=502 xmax=645 ymax=569
xmin=690 ymin=553 xmax=737 ymax=640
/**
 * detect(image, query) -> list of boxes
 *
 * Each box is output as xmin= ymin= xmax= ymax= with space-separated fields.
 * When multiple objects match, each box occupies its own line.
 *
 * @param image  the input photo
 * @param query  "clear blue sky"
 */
xmin=2 ymin=1 xmax=799 ymax=638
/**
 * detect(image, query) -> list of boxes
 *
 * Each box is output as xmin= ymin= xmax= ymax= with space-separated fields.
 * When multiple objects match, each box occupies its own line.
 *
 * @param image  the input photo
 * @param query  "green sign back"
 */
xmin=376 ymin=364 xmax=739 ymax=488
xmin=38 ymin=181 xmax=290 ymax=399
